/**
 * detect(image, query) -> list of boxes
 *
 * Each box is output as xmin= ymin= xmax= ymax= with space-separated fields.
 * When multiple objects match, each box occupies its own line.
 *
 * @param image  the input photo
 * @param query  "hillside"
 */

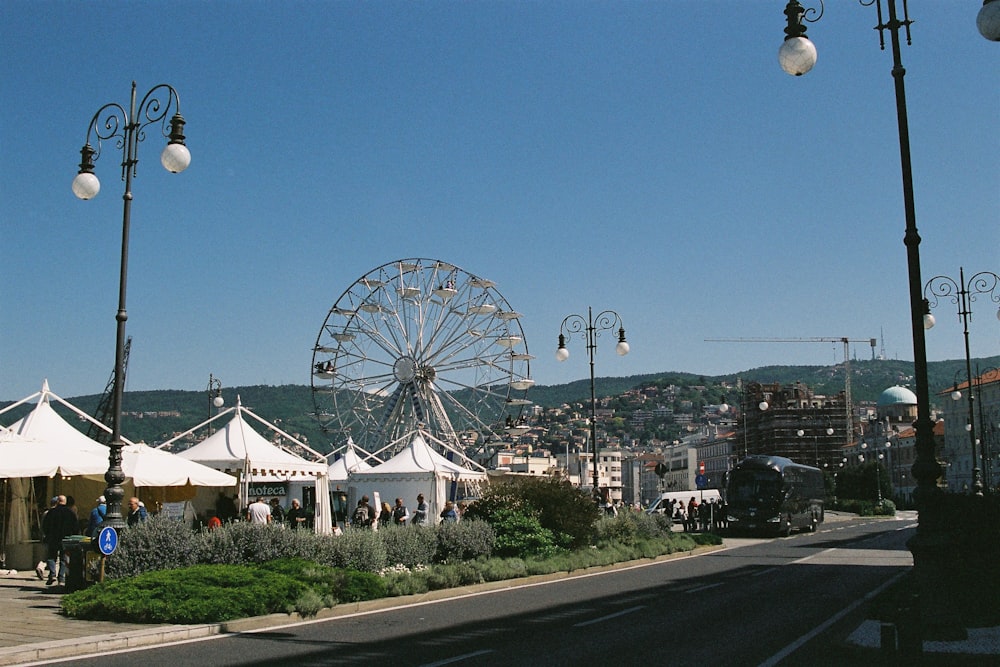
xmin=3 ymin=356 xmax=996 ymax=455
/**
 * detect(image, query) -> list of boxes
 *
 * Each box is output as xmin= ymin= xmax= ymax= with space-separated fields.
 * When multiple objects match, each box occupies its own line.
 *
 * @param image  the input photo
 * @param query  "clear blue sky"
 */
xmin=3 ymin=1 xmax=997 ymax=403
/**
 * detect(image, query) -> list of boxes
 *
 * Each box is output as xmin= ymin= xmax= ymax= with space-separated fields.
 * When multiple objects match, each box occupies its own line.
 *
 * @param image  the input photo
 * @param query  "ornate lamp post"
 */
xmin=73 ymin=82 xmax=191 ymax=529
xmin=207 ymin=374 xmax=224 ymax=434
xmin=924 ymin=269 xmax=1000 ymax=496
xmin=556 ymin=308 xmax=629 ymax=495
xmin=776 ymin=3 xmax=993 ymax=640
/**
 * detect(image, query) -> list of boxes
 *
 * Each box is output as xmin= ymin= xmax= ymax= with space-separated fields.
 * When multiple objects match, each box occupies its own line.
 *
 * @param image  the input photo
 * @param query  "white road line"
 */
xmin=686 ymin=582 xmax=724 ymax=594
xmin=757 ymin=571 xmax=907 ymax=667
xmin=420 ymin=649 xmax=494 ymax=666
xmin=573 ymin=605 xmax=645 ymax=627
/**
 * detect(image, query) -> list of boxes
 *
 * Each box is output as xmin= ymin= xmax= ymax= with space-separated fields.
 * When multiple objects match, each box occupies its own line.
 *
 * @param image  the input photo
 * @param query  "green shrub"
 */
xmin=105 ymin=514 xmax=199 ymax=579
xmin=320 ymin=528 xmax=388 ymax=573
xmin=196 ymin=522 xmax=320 ymax=565
xmin=63 ymin=564 xmax=305 ymax=623
xmin=334 ymin=569 xmax=387 ymax=602
xmin=594 ymin=511 xmax=669 ymax=547
xmin=489 ymin=508 xmax=563 ymax=558
xmin=434 ymin=519 xmax=495 ymax=563
xmin=379 ymin=523 xmax=438 ymax=568
xmin=466 ymin=477 xmax=599 ymax=549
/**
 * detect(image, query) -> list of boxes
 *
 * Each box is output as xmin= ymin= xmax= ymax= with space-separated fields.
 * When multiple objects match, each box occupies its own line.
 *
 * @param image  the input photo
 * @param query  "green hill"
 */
xmin=3 ymin=356 xmax=996 ymax=454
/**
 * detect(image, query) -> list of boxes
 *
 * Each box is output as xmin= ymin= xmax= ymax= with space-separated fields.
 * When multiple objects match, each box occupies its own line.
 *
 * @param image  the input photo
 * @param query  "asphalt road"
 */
xmin=45 ymin=516 xmax=916 ymax=667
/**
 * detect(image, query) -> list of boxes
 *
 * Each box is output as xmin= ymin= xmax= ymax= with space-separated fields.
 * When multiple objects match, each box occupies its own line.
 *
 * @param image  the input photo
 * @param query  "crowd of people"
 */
xmin=347 ymin=493 xmax=467 ymax=529
xmin=38 ymin=493 xmax=148 ymax=588
xmin=665 ymin=496 xmax=728 ymax=532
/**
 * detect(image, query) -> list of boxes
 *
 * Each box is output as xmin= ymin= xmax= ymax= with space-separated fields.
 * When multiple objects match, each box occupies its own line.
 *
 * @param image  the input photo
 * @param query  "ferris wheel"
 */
xmin=311 ymin=258 xmax=533 ymax=461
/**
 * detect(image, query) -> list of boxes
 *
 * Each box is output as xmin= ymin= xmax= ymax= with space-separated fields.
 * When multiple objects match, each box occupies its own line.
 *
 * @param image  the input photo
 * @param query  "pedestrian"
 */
xmin=269 ymin=498 xmax=286 ymax=524
xmin=41 ymin=495 xmax=76 ymax=587
xmin=457 ymin=501 xmax=468 ymax=521
xmin=215 ymin=491 xmax=238 ymax=523
xmin=439 ymin=500 xmax=458 ymax=523
xmin=126 ymin=497 xmax=148 ymax=526
xmin=411 ymin=493 xmax=428 ymax=525
xmin=685 ymin=497 xmax=698 ymax=532
xmin=286 ymin=498 xmax=307 ymax=529
xmin=378 ymin=501 xmax=393 ymax=528
xmin=86 ymin=496 xmax=106 ymax=537
xmin=391 ymin=497 xmax=409 ymax=525
xmin=352 ymin=496 xmax=374 ymax=528
xmin=246 ymin=496 xmax=271 ymax=524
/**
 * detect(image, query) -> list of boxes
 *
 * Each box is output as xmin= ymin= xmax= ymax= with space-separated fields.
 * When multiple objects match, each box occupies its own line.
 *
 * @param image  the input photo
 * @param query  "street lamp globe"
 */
xmin=615 ymin=328 xmax=630 ymax=356
xmin=161 ymin=142 xmax=191 ymax=173
xmin=758 ymin=401 xmax=769 ymax=411
xmin=212 ymin=395 xmax=225 ymax=409
xmin=71 ymin=171 xmax=101 ymax=200
xmin=779 ymin=36 xmax=817 ymax=76
xmin=978 ymin=0 xmax=1000 ymax=41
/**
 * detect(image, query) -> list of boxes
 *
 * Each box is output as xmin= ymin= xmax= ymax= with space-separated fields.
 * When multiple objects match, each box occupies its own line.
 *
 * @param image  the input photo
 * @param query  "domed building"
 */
xmin=877 ymin=385 xmax=918 ymax=425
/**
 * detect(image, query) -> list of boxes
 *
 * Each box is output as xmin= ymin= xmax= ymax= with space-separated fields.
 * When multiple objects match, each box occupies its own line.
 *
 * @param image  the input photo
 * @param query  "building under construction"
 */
xmin=738 ymin=380 xmax=851 ymax=470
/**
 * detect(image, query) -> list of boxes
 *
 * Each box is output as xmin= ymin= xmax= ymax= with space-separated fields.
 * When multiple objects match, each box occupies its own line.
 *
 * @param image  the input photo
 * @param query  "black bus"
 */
xmin=724 ymin=455 xmax=824 ymax=536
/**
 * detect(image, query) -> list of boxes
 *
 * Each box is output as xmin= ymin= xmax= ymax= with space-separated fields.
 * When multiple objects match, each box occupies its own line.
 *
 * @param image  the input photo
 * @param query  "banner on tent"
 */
xmin=247 ymin=483 xmax=288 ymax=498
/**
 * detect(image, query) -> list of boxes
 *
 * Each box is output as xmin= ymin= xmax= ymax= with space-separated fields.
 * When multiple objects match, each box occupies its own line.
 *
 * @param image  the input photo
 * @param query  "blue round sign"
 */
xmin=695 ymin=474 xmax=707 ymax=489
xmin=97 ymin=526 xmax=118 ymax=556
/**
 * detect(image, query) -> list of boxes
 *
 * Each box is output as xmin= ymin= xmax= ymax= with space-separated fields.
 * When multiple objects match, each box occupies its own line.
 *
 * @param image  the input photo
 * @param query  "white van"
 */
xmin=645 ymin=489 xmax=721 ymax=516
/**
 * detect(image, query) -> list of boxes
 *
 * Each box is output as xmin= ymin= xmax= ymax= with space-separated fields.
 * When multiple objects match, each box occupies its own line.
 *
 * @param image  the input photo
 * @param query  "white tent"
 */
xmin=122 ymin=442 xmax=236 ymax=487
xmin=0 ymin=429 xmax=107 ymax=478
xmin=326 ymin=438 xmax=373 ymax=482
xmin=348 ymin=430 xmax=486 ymax=523
xmin=165 ymin=397 xmax=332 ymax=534
xmin=1 ymin=381 xmax=236 ymax=488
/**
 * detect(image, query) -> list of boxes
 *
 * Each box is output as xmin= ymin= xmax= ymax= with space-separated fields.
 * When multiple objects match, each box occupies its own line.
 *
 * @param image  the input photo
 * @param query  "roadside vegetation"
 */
xmin=63 ymin=478 xmax=721 ymax=624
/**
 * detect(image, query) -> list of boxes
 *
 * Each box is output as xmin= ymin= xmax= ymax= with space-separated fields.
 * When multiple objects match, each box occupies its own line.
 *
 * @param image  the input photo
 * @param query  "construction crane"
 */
xmin=704 ymin=336 xmax=877 ymax=446
xmin=87 ymin=336 xmax=132 ymax=445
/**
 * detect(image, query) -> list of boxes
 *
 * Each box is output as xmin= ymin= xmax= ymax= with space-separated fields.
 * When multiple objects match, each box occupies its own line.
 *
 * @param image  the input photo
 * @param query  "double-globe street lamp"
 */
xmin=556 ymin=308 xmax=629 ymax=496
xmin=923 ymin=269 xmax=1000 ymax=496
xmin=72 ymin=82 xmax=191 ymax=529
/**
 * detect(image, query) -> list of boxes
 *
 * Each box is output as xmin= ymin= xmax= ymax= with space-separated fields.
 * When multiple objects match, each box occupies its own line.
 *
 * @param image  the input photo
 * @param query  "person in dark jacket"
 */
xmin=41 ymin=495 xmax=77 ymax=586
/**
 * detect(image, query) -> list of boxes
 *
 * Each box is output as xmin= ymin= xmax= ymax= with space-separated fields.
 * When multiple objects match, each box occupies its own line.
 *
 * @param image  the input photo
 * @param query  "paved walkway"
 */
xmin=0 ymin=522 xmax=996 ymax=666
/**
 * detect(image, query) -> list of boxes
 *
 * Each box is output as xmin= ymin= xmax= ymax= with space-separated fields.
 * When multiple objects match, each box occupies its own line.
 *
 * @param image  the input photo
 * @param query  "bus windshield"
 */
xmin=728 ymin=470 xmax=782 ymax=502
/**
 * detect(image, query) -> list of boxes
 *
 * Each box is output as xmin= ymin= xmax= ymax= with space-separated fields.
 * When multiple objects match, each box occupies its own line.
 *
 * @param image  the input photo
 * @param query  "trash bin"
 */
xmin=60 ymin=535 xmax=89 ymax=592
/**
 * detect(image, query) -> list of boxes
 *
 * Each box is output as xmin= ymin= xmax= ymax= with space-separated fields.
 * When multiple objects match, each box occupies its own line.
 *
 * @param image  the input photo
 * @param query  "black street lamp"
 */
xmin=207 ymin=374 xmax=224 ymax=434
xmin=924 ymin=269 xmax=1000 ymax=496
xmin=776 ymin=3 xmax=994 ymax=641
xmin=73 ymin=82 xmax=191 ymax=529
xmin=556 ymin=307 xmax=629 ymax=496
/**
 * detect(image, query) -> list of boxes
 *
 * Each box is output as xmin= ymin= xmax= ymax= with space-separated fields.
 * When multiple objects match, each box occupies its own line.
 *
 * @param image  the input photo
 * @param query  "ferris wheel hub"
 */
xmin=394 ymin=356 xmax=417 ymax=383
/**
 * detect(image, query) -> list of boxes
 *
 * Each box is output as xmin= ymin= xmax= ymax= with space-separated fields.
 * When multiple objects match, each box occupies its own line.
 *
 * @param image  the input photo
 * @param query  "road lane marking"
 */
xmin=572 ymin=605 xmax=645 ymax=627
xmin=686 ymin=582 xmax=724 ymax=594
xmin=757 ymin=571 xmax=907 ymax=667
xmin=420 ymin=649 xmax=494 ymax=666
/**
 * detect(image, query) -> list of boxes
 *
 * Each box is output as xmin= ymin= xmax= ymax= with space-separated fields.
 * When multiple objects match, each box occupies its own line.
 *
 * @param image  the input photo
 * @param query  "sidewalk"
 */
xmin=0 ymin=531 xmax=997 ymax=666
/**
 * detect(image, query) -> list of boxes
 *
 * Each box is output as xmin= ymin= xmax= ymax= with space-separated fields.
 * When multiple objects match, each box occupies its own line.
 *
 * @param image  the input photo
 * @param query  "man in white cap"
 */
xmin=87 ymin=496 xmax=107 ymax=537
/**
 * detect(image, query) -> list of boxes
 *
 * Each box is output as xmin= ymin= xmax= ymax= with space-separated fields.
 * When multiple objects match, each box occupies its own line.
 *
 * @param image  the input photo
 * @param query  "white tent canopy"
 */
xmin=163 ymin=397 xmax=332 ymax=534
xmin=348 ymin=430 xmax=486 ymax=522
xmin=0 ymin=381 xmax=235 ymax=488
xmin=0 ymin=428 xmax=107 ymax=479
xmin=326 ymin=438 xmax=373 ymax=482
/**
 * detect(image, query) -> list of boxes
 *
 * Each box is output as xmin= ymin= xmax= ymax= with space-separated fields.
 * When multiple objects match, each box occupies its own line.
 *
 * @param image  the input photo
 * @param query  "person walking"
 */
xmin=286 ymin=498 xmax=307 ymax=529
xmin=126 ymin=497 xmax=148 ymax=526
xmin=269 ymin=498 xmax=286 ymax=524
xmin=86 ymin=496 xmax=106 ymax=537
xmin=246 ymin=497 xmax=271 ymax=524
xmin=351 ymin=496 xmax=375 ymax=528
xmin=411 ymin=493 xmax=428 ymax=525
xmin=378 ymin=501 xmax=393 ymax=528
xmin=439 ymin=500 xmax=458 ymax=523
xmin=391 ymin=497 xmax=409 ymax=525
xmin=41 ymin=495 xmax=77 ymax=587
